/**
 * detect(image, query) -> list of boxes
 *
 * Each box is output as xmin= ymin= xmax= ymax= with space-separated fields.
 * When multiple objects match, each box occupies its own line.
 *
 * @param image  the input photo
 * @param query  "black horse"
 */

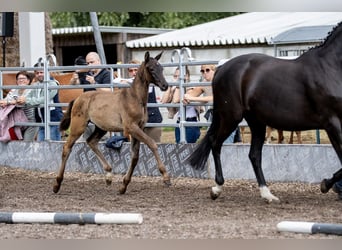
xmin=189 ymin=21 xmax=342 ymax=202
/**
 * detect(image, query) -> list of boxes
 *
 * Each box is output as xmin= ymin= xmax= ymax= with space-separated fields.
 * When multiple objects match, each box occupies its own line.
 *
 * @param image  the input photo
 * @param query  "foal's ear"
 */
xmin=155 ymin=51 xmax=163 ymax=61
xmin=144 ymin=51 xmax=150 ymax=64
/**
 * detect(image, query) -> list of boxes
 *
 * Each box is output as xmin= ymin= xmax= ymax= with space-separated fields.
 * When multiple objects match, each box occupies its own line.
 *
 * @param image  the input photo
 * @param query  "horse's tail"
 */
xmin=189 ymin=114 xmax=218 ymax=170
xmin=59 ymin=100 xmax=75 ymax=131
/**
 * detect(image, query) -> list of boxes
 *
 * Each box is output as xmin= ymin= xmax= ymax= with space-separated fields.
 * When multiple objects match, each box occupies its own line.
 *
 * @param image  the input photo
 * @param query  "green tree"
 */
xmin=49 ymin=12 xmax=241 ymax=29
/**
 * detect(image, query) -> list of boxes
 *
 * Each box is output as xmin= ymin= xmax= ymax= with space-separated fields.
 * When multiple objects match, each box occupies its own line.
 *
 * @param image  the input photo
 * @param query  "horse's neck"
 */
xmin=130 ymin=75 xmax=149 ymax=105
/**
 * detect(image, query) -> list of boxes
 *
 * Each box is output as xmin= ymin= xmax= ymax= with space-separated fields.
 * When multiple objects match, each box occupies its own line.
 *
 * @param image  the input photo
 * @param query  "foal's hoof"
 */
xmin=105 ymin=172 xmax=113 ymax=186
xmin=320 ymin=179 xmax=329 ymax=193
xmin=53 ymin=184 xmax=60 ymax=194
xmin=118 ymin=186 xmax=127 ymax=195
xmin=163 ymin=179 xmax=171 ymax=187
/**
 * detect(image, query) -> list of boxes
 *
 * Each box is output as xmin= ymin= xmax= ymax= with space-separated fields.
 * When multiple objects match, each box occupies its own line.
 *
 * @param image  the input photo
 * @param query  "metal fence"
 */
xmin=0 ymin=49 xmax=229 ymax=143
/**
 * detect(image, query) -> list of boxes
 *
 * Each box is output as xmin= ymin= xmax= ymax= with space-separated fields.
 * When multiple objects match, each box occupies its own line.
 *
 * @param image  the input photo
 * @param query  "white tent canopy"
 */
xmin=126 ymin=12 xmax=342 ymax=48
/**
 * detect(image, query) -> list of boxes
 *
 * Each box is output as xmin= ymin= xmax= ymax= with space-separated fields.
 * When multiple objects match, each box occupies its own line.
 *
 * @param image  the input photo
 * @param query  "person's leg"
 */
xmin=223 ymin=129 xmax=237 ymax=144
xmin=175 ymin=127 xmax=180 ymax=143
xmin=50 ymin=126 xmax=61 ymax=141
xmin=23 ymin=126 xmax=39 ymax=141
xmin=143 ymin=127 xmax=162 ymax=143
xmin=83 ymin=123 xmax=95 ymax=139
xmin=37 ymin=127 xmax=45 ymax=141
xmin=186 ymin=127 xmax=200 ymax=143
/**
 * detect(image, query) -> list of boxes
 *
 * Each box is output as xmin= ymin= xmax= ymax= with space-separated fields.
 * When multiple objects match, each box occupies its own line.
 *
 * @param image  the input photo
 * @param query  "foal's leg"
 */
xmin=86 ymin=126 xmax=112 ymax=185
xmin=249 ymin=123 xmax=279 ymax=202
xmin=118 ymin=137 xmax=140 ymax=194
xmin=128 ymin=123 xmax=171 ymax=186
xmin=53 ymin=119 xmax=86 ymax=193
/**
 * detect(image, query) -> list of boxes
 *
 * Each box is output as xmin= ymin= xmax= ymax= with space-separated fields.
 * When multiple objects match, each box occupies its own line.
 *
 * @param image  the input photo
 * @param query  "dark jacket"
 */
xmin=147 ymin=87 xmax=162 ymax=123
xmin=84 ymin=68 xmax=111 ymax=92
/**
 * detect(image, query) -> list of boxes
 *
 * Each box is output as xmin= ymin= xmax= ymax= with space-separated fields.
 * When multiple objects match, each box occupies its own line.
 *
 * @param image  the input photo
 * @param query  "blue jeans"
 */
xmin=37 ymin=126 xmax=61 ymax=141
xmin=223 ymin=128 xmax=238 ymax=144
xmin=175 ymin=126 xmax=200 ymax=143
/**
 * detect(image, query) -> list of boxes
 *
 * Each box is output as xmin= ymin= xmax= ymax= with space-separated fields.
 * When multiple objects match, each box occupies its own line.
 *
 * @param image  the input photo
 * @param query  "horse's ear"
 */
xmin=144 ymin=51 xmax=150 ymax=63
xmin=155 ymin=51 xmax=163 ymax=61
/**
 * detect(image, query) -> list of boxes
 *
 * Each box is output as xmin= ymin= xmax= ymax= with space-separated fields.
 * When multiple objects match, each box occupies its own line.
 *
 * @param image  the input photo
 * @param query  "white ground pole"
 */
xmin=0 ymin=212 xmax=143 ymax=225
xmin=277 ymin=221 xmax=342 ymax=235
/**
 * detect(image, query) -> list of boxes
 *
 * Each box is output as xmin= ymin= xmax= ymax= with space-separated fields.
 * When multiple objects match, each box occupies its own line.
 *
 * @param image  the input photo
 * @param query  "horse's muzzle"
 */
xmin=159 ymin=83 xmax=168 ymax=91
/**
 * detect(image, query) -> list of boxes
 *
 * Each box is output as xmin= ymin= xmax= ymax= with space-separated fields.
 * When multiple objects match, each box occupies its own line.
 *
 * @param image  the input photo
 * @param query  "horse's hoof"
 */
xmin=210 ymin=191 xmax=219 ymax=200
xmin=53 ymin=185 xmax=60 ymax=194
xmin=320 ymin=179 xmax=329 ymax=193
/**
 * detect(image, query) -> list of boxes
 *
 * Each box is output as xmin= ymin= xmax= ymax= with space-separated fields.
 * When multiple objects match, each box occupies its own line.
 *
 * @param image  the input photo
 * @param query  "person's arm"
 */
xmin=70 ymin=72 xmax=80 ymax=85
xmin=184 ymin=94 xmax=213 ymax=103
xmin=19 ymin=81 xmax=58 ymax=106
xmin=183 ymin=87 xmax=213 ymax=104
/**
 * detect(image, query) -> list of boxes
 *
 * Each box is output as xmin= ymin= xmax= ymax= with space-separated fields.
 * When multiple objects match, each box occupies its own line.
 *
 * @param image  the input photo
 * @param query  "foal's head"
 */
xmin=141 ymin=51 xmax=168 ymax=91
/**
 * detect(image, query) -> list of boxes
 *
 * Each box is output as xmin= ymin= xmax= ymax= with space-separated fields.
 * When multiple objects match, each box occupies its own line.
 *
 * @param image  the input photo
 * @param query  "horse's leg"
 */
xmin=277 ymin=130 xmax=284 ymax=144
xmin=86 ymin=126 xmax=112 ymax=185
xmin=289 ymin=131 xmax=294 ymax=144
xmin=118 ymin=137 xmax=140 ymax=194
xmin=320 ymin=118 xmax=342 ymax=193
xmin=53 ymin=118 xmax=86 ymax=193
xmin=128 ymin=123 xmax=171 ymax=186
xmin=249 ymin=123 xmax=279 ymax=202
xmin=265 ymin=126 xmax=272 ymax=144
xmin=210 ymin=119 xmax=241 ymax=200
xmin=240 ymin=126 xmax=245 ymax=143
xmin=296 ymin=131 xmax=302 ymax=144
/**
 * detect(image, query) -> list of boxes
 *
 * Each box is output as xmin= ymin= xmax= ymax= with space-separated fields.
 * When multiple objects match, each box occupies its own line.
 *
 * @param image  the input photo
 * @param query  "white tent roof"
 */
xmin=126 ymin=12 xmax=342 ymax=48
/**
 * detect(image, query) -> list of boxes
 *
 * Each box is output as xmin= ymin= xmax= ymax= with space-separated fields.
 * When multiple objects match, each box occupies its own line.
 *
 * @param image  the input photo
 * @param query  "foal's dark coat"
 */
xmin=190 ymin=22 xmax=342 ymax=201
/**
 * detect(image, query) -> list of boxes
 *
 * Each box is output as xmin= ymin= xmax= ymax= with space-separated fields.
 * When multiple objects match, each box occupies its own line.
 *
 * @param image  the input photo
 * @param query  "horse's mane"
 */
xmin=307 ymin=21 xmax=342 ymax=51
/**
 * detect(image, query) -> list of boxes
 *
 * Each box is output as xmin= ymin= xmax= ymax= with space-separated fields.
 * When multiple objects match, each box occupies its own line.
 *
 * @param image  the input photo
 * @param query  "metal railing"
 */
xmin=0 ymin=49 xmax=222 ymax=143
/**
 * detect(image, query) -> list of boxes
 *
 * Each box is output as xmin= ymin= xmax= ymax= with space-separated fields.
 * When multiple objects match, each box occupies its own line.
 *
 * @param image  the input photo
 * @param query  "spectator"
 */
xmin=69 ymin=56 xmax=92 ymax=91
xmin=162 ymin=66 xmax=201 ymax=143
xmin=0 ymin=71 xmax=38 ymax=141
xmin=121 ymin=59 xmax=163 ymax=142
xmin=17 ymin=63 xmax=63 ymax=141
xmin=75 ymin=52 xmax=111 ymax=139
xmin=183 ymin=64 xmax=240 ymax=143
xmin=84 ymin=52 xmax=111 ymax=92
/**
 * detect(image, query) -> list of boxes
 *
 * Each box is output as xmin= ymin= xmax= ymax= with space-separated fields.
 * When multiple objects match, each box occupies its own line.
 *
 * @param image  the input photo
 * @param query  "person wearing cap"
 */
xmin=69 ymin=56 xmax=92 ymax=91
xmin=70 ymin=52 xmax=111 ymax=92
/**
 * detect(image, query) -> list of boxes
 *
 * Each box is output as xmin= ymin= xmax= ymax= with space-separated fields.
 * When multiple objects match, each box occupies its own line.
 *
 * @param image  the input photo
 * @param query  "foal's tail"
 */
xmin=59 ymin=100 xmax=75 ymax=131
xmin=189 ymin=114 xmax=219 ymax=170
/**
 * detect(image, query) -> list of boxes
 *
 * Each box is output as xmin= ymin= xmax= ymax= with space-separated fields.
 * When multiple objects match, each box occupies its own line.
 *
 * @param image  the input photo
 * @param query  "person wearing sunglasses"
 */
xmin=162 ymin=66 xmax=201 ymax=143
xmin=183 ymin=64 xmax=241 ymax=144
